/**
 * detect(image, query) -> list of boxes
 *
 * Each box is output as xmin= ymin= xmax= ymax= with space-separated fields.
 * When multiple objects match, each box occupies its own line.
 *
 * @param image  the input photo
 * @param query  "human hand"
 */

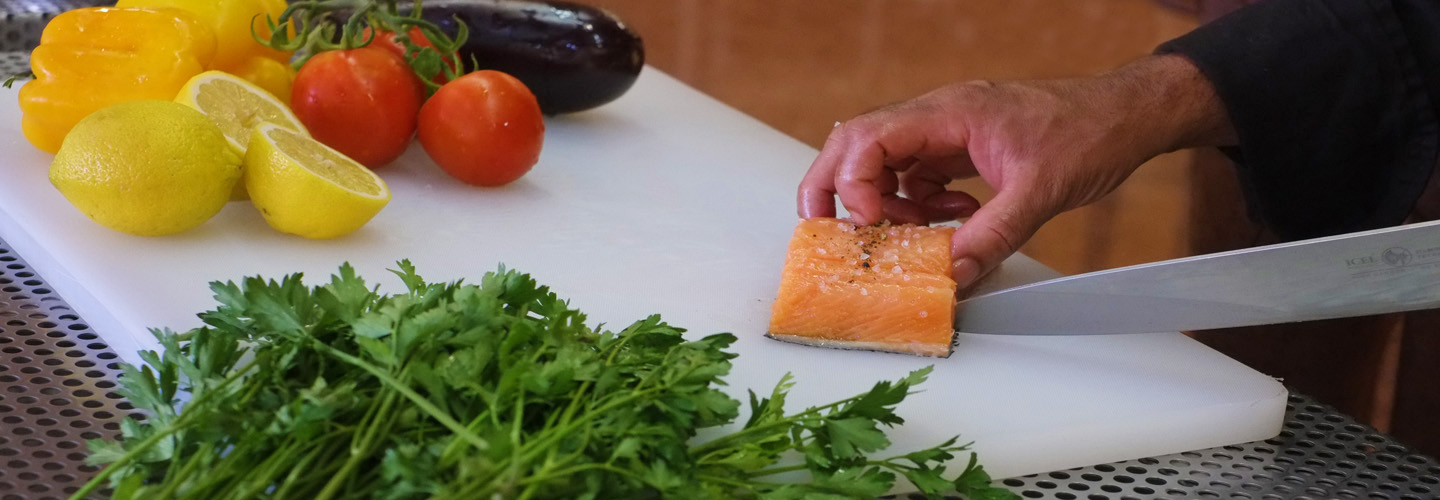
xmin=799 ymin=55 xmax=1234 ymax=290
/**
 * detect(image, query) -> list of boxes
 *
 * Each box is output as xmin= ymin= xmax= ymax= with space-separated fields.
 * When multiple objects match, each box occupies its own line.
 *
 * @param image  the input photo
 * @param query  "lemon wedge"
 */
xmin=175 ymin=70 xmax=306 ymax=156
xmin=244 ymin=123 xmax=391 ymax=239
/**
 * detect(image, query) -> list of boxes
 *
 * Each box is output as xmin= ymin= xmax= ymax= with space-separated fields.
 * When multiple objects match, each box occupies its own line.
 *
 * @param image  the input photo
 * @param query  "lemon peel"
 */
xmin=49 ymin=100 xmax=241 ymax=236
xmin=244 ymin=123 xmax=390 ymax=239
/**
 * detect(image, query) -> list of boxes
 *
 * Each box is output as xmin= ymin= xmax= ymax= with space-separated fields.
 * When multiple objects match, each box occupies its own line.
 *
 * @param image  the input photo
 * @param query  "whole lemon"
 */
xmin=50 ymin=100 xmax=242 ymax=236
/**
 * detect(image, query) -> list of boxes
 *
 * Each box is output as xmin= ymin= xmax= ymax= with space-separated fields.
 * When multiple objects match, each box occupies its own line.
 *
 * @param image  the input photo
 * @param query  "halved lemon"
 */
xmin=175 ymin=70 xmax=306 ymax=155
xmin=244 ymin=123 xmax=391 ymax=239
xmin=176 ymin=70 xmax=307 ymax=200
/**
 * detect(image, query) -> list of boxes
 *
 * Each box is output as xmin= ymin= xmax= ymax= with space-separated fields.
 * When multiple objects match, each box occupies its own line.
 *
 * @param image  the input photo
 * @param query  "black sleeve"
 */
xmin=1156 ymin=0 xmax=1440 ymax=241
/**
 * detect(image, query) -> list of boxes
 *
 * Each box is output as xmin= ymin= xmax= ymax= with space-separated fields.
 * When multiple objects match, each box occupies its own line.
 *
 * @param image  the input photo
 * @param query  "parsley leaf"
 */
xmin=71 ymin=262 xmax=1018 ymax=500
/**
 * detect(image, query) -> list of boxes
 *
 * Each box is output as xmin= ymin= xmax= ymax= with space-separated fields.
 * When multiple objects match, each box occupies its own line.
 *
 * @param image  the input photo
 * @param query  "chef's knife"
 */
xmin=954 ymin=218 xmax=1440 ymax=335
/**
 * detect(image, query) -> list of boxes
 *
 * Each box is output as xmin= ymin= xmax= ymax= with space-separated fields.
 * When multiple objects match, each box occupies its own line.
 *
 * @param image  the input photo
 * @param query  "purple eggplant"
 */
xmin=361 ymin=0 xmax=645 ymax=115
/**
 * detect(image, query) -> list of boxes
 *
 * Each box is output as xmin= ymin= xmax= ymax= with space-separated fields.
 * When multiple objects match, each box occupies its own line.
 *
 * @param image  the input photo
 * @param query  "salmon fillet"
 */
xmin=767 ymin=217 xmax=958 ymax=357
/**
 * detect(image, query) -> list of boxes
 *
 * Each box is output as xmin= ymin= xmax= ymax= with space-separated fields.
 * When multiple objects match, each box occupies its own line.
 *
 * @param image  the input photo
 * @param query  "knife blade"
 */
xmin=954 ymin=218 xmax=1440 ymax=335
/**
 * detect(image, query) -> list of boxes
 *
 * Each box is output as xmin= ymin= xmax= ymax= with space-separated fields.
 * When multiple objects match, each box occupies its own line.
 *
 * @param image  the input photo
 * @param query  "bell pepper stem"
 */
xmin=2 ymin=72 xmax=33 ymax=89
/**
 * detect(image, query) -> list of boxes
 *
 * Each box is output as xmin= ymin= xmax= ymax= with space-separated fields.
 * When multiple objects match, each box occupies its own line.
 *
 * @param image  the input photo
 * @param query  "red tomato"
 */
xmin=418 ymin=71 xmax=545 ymax=187
xmin=290 ymin=47 xmax=425 ymax=168
xmin=364 ymin=26 xmax=458 ymax=85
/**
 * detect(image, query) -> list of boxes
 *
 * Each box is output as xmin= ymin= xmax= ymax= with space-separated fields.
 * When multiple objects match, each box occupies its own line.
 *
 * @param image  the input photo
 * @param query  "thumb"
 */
xmin=949 ymin=190 xmax=1051 ymax=290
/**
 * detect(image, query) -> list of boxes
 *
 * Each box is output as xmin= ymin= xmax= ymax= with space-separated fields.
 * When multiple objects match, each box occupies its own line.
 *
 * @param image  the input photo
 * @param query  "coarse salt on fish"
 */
xmin=767 ymin=217 xmax=958 ymax=357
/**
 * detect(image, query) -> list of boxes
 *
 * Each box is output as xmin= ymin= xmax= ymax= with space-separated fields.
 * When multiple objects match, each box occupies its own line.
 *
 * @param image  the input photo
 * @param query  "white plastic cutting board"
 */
xmin=0 ymin=69 xmax=1286 ymax=483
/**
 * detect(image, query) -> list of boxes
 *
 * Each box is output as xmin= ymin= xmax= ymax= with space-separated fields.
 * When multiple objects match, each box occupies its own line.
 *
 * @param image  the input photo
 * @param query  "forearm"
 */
xmin=1102 ymin=54 xmax=1239 ymax=156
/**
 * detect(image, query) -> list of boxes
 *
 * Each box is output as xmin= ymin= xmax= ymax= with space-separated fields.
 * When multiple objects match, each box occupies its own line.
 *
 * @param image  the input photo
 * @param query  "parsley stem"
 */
xmin=270 ymin=438 xmax=337 ymax=500
xmin=509 ymin=389 xmax=526 ymax=488
xmin=309 ymin=340 xmax=489 ymax=450
xmin=689 ymin=414 xmax=826 ymax=458
xmin=174 ymin=451 xmax=238 ymax=498
xmin=66 ymin=359 xmax=259 ymax=500
xmin=447 ymin=384 xmax=668 ymax=499
xmin=743 ymin=458 xmax=895 ymax=479
xmin=316 ymin=376 xmax=403 ymax=500
xmin=178 ymin=434 xmax=295 ymax=500
xmin=514 ymin=359 xmax=694 ymax=463
xmin=744 ymin=463 xmax=809 ymax=478
xmin=150 ymin=441 xmax=213 ymax=498
xmin=538 ymin=331 xmax=634 ymax=443
xmin=696 ymin=473 xmax=777 ymax=490
xmin=158 ymin=428 xmax=189 ymax=489
xmin=230 ymin=440 xmax=312 ymax=500
xmin=271 ymin=438 xmax=350 ymax=500
xmin=465 ymin=358 xmax=712 ymax=496
xmin=438 ymin=409 xmax=495 ymax=467
xmin=520 ymin=462 xmax=647 ymax=487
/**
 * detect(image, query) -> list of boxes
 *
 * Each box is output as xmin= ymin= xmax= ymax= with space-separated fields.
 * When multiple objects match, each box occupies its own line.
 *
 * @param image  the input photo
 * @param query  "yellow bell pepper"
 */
xmin=227 ymin=52 xmax=296 ymax=100
xmin=115 ymin=0 xmax=294 ymax=99
xmin=18 ymin=7 xmax=216 ymax=153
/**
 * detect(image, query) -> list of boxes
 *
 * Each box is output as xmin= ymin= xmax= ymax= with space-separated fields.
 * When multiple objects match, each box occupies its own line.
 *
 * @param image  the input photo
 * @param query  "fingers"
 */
xmin=881 ymin=189 xmax=979 ymax=225
xmin=949 ymin=190 xmax=1050 ymax=289
xmin=872 ymin=168 xmax=900 ymax=195
xmin=798 ymin=145 xmax=840 ymax=219
xmin=898 ymin=159 xmax=980 ymax=222
xmin=804 ymin=147 xmax=981 ymax=226
xmin=832 ymin=141 xmax=887 ymax=225
xmin=798 ymin=185 xmax=838 ymax=219
xmin=881 ymin=196 xmax=928 ymax=225
xmin=921 ymin=191 xmax=981 ymax=222
xmin=800 ymin=126 xmax=903 ymax=222
xmin=900 ymin=160 xmax=952 ymax=203
xmin=802 ymin=102 xmax=971 ymax=225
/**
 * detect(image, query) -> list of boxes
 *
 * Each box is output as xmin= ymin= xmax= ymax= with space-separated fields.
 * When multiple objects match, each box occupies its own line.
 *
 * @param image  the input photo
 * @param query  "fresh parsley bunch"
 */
xmin=72 ymin=261 xmax=1017 ymax=500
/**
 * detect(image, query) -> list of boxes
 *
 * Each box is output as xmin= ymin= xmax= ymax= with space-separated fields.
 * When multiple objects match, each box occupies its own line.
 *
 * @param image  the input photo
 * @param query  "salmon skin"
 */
xmin=767 ymin=217 xmax=958 ymax=357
